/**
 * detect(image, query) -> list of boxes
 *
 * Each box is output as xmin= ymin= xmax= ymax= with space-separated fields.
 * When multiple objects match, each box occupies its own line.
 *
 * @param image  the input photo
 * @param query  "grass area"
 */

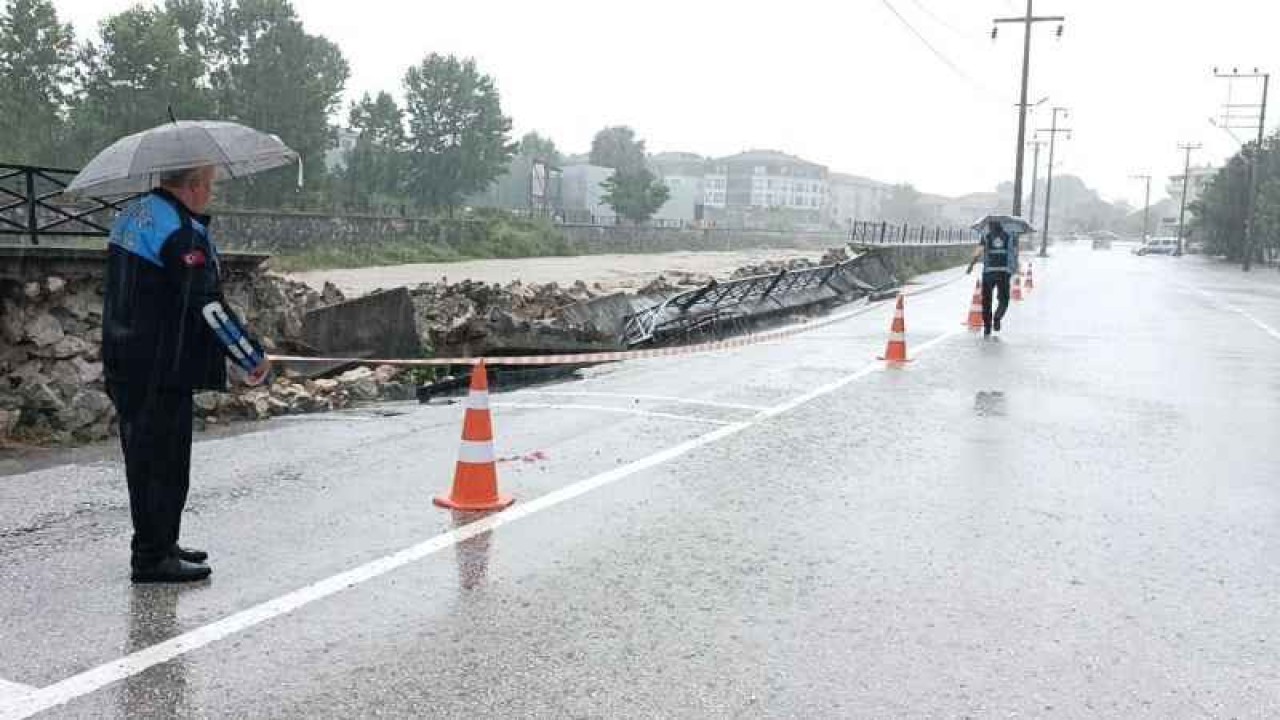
xmin=266 ymin=213 xmax=573 ymax=272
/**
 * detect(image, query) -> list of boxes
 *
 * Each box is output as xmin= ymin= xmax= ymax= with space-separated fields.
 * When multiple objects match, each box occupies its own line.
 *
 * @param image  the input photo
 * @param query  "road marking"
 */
xmin=511 ymin=390 xmax=767 ymax=412
xmin=0 ymin=339 xmax=967 ymax=720
xmin=1187 ymin=285 xmax=1280 ymax=342
xmin=0 ymin=681 xmax=34 ymax=705
xmin=492 ymin=402 xmax=734 ymax=426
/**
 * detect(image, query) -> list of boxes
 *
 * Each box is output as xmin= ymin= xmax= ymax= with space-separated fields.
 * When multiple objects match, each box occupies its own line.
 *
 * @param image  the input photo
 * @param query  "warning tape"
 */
xmin=268 ymin=273 xmax=966 ymax=368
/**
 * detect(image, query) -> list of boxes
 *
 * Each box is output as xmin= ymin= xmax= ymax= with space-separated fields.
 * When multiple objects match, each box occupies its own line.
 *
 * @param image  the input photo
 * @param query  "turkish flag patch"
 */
xmin=181 ymin=249 xmax=207 ymax=267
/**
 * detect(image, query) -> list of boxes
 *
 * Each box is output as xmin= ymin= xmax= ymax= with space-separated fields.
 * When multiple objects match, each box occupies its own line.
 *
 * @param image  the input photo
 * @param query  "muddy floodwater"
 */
xmin=286 ymin=249 xmax=824 ymax=297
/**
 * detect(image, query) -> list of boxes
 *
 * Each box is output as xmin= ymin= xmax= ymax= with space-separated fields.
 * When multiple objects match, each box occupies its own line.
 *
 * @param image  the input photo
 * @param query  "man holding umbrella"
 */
xmin=70 ymin=121 xmax=295 ymax=582
xmin=966 ymin=215 xmax=1031 ymax=338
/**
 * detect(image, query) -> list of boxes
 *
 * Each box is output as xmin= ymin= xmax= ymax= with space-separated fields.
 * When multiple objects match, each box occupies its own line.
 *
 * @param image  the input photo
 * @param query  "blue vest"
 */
xmin=109 ymin=193 xmax=217 ymax=269
xmin=983 ymin=231 xmax=1017 ymax=274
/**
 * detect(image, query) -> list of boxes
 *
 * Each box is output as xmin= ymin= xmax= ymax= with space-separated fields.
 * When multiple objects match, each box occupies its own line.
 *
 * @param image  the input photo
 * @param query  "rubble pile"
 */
xmin=729 ymin=257 xmax=818 ymax=279
xmin=1 ymin=272 xmax=372 ymax=445
xmin=2 ymin=248 xmax=852 ymax=446
xmin=408 ymin=278 xmax=611 ymax=355
xmin=192 ymin=366 xmax=415 ymax=427
xmin=1 ymin=275 xmax=113 ymax=444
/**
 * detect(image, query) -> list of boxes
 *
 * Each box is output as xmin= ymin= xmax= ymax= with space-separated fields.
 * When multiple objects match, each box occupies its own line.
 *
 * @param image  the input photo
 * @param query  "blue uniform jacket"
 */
xmin=102 ymin=189 xmax=264 ymax=390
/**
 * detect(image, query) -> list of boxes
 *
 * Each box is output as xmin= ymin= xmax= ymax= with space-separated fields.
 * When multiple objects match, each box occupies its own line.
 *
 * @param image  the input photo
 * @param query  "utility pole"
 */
xmin=1213 ymin=68 xmax=1270 ymax=270
xmin=1175 ymin=142 xmax=1202 ymax=257
xmin=1130 ymin=174 xmax=1152 ymax=241
xmin=1037 ymin=107 xmax=1071 ymax=257
xmin=993 ymin=2 xmax=1065 ymax=217
xmin=1027 ymin=137 xmax=1047 ymax=229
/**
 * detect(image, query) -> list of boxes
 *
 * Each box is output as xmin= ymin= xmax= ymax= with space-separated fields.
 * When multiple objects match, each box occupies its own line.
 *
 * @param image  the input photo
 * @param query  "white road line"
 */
xmin=0 ymin=328 xmax=964 ymax=720
xmin=491 ymin=402 xmax=734 ymax=426
xmin=512 ymin=390 xmax=767 ymax=412
xmin=1187 ymin=285 xmax=1280 ymax=342
xmin=0 ymin=681 xmax=35 ymax=705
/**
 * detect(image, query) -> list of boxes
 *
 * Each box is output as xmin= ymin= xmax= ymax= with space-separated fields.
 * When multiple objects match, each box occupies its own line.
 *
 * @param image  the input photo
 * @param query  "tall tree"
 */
xmin=0 ymin=0 xmax=75 ymax=165
xmin=1190 ymin=136 xmax=1277 ymax=262
xmin=401 ymin=52 xmax=514 ymax=210
xmin=589 ymin=125 xmax=645 ymax=172
xmin=206 ymin=0 xmax=348 ymax=207
xmin=68 ymin=6 xmax=212 ymax=164
xmin=336 ymin=91 xmax=406 ymax=211
xmin=518 ymin=131 xmax=562 ymax=166
xmin=601 ymin=168 xmax=669 ymax=224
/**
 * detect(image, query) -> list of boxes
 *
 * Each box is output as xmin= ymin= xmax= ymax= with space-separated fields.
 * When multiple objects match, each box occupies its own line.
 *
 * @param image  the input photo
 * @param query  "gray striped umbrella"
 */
xmin=64 ymin=120 xmax=299 ymax=198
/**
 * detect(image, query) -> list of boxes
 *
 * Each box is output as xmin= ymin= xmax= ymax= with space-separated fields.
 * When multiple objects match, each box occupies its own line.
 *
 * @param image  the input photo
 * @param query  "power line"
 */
xmin=879 ymin=0 xmax=1000 ymax=100
xmin=905 ymin=0 xmax=971 ymax=39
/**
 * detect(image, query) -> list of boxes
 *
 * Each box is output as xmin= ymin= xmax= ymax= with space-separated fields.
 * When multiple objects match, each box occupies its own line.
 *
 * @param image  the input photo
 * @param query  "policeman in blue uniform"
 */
xmin=966 ymin=218 xmax=1017 ymax=337
xmin=103 ymin=166 xmax=271 ymax=583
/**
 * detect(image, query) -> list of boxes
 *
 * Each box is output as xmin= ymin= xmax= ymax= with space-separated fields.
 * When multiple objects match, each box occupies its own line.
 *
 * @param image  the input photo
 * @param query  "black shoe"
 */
xmin=175 ymin=546 xmax=209 ymax=564
xmin=994 ymin=318 xmax=1002 ymax=332
xmin=132 ymin=556 xmax=212 ymax=584
xmin=984 ymin=327 xmax=992 ymax=338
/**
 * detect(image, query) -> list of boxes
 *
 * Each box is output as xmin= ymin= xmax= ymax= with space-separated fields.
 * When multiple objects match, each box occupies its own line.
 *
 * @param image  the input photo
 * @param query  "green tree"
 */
xmin=336 ymin=91 xmax=406 ymax=211
xmin=206 ymin=0 xmax=348 ymax=207
xmin=401 ymin=52 xmax=514 ymax=210
xmin=68 ymin=6 xmax=213 ymax=164
xmin=589 ymin=125 xmax=645 ymax=172
xmin=1191 ymin=150 xmax=1253 ymax=261
xmin=1251 ymin=175 xmax=1280 ymax=263
xmin=518 ymin=131 xmax=562 ymax=167
xmin=0 ymin=0 xmax=76 ymax=165
xmin=601 ymin=168 xmax=669 ymax=224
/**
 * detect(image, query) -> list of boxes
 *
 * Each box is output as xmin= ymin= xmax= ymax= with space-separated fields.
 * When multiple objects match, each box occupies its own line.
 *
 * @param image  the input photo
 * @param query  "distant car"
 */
xmin=1134 ymin=237 xmax=1179 ymax=256
xmin=1091 ymin=236 xmax=1112 ymax=250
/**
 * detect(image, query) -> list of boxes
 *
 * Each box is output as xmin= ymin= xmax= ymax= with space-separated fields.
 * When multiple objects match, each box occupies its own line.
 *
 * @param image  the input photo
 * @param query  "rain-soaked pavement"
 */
xmin=1 ymin=244 xmax=1279 ymax=718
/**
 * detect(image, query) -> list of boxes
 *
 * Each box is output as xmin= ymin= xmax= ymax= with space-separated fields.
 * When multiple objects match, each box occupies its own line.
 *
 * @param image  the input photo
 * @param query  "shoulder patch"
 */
xmin=181 ymin=249 xmax=208 ymax=268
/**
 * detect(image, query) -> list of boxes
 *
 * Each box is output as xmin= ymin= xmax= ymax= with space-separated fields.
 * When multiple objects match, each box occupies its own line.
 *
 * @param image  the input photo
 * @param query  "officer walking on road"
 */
xmin=103 ymin=165 xmax=271 ymax=583
xmin=967 ymin=218 xmax=1018 ymax=338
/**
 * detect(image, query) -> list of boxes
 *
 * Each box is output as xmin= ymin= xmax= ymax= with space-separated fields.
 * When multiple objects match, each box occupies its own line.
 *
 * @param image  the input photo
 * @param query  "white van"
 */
xmin=1135 ymin=237 xmax=1179 ymax=256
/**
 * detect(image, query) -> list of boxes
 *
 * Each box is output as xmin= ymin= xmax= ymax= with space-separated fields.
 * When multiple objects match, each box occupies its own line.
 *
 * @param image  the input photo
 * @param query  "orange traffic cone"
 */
xmin=963 ymin=279 xmax=984 ymax=330
xmin=879 ymin=294 xmax=911 ymax=363
xmin=1025 ymin=263 xmax=1035 ymax=291
xmin=434 ymin=361 xmax=514 ymax=512
xmin=1012 ymin=274 xmax=1025 ymax=301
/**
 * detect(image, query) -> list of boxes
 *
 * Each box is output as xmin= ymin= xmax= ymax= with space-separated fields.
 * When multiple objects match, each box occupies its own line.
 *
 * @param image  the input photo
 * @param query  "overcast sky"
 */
xmin=54 ymin=0 xmax=1280 ymax=206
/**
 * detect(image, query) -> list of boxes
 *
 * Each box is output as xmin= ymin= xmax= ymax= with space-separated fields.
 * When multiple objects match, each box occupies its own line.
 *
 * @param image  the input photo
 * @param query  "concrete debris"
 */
xmin=2 ymin=272 xmax=360 ymax=446
xmin=730 ymin=257 xmax=819 ymax=280
xmin=0 ymin=247 xmax=864 ymax=447
xmin=408 ymin=278 xmax=614 ymax=356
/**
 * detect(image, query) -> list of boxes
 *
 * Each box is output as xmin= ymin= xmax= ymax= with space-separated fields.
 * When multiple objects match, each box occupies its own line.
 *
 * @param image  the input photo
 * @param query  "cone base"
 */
xmin=878 ymin=356 xmax=913 ymax=363
xmin=433 ymin=494 xmax=515 ymax=512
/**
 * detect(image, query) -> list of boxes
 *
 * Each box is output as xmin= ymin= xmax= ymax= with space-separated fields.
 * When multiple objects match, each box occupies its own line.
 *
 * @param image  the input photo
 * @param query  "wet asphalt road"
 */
xmin=2 ymin=245 xmax=1279 ymax=718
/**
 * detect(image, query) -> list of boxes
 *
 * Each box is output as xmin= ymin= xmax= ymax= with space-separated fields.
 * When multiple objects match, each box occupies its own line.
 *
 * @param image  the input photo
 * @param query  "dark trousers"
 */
xmin=107 ymin=382 xmax=193 ymax=567
xmin=981 ymin=272 xmax=1011 ymax=332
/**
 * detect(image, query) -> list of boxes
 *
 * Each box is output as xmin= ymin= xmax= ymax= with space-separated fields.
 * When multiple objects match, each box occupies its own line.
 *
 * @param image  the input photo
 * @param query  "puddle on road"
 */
xmin=973 ymin=391 xmax=1007 ymax=417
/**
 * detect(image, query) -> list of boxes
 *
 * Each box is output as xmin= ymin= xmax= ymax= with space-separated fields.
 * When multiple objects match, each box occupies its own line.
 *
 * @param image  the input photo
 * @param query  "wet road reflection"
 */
xmin=451 ymin=511 xmax=493 ymax=592
xmin=122 ymin=586 xmax=188 ymax=718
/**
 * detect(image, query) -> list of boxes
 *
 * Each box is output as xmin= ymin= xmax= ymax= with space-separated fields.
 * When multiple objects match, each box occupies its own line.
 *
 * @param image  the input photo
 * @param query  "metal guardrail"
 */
xmin=620 ymin=224 xmax=976 ymax=347
xmin=0 ymin=164 xmax=140 ymax=246
xmin=621 ymin=253 xmax=896 ymax=347
xmin=849 ymin=220 xmax=978 ymax=246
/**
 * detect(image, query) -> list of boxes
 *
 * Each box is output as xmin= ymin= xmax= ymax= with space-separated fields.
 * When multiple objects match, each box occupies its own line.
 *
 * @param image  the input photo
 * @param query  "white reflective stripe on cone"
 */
xmin=467 ymin=390 xmax=490 ymax=410
xmin=457 ymin=440 xmax=495 ymax=465
xmin=890 ymin=333 xmax=906 ymax=342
